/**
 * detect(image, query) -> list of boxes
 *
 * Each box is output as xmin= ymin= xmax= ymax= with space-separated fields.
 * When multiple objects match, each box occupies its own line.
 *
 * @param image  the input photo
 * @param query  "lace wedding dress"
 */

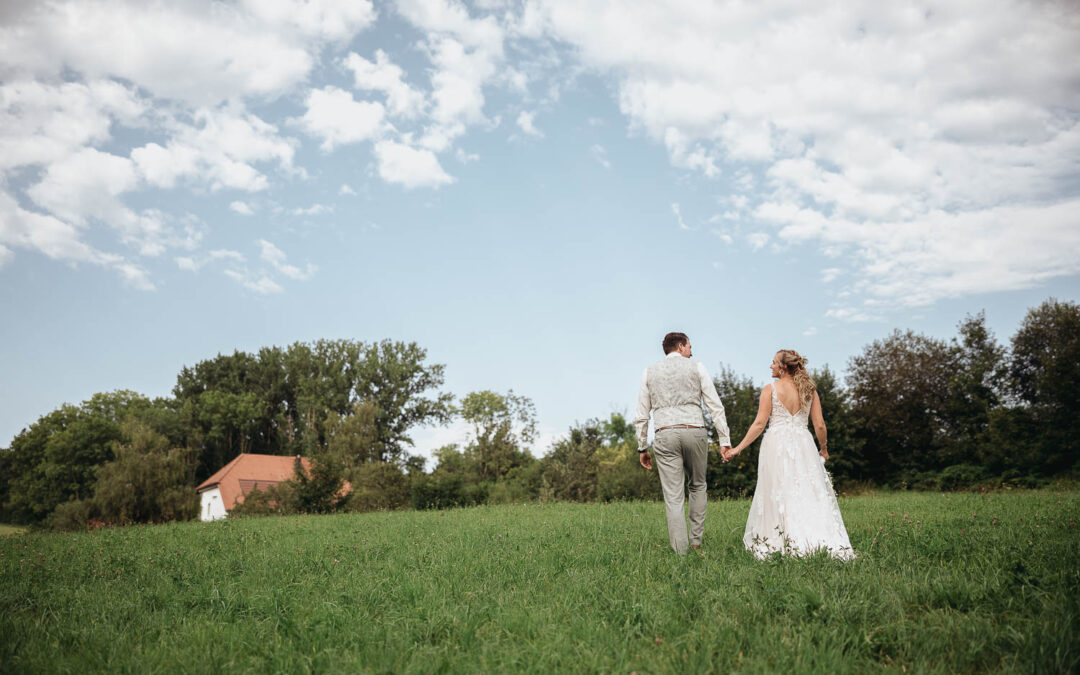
xmin=743 ymin=386 xmax=855 ymax=560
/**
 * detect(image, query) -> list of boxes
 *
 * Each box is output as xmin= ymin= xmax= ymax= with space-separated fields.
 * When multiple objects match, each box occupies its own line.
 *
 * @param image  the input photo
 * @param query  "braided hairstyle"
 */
xmin=776 ymin=349 xmax=815 ymax=402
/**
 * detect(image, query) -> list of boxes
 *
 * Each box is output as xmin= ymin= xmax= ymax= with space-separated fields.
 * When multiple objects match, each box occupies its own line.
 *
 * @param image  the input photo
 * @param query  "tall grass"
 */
xmin=2 ymin=491 xmax=1077 ymax=673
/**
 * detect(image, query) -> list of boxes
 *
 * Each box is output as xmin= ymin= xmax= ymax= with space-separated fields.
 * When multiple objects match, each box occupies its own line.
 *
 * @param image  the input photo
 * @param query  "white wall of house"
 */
xmin=200 ymin=487 xmax=227 ymax=521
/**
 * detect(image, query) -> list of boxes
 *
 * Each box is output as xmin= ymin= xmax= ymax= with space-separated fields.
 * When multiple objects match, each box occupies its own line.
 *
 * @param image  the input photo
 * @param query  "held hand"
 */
xmin=819 ymin=446 xmax=829 ymax=462
xmin=720 ymin=446 xmax=734 ymax=462
xmin=639 ymin=451 xmax=653 ymax=470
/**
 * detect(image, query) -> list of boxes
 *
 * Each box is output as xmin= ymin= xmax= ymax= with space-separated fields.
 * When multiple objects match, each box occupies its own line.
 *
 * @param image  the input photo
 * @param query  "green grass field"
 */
xmin=2 ymin=491 xmax=1078 ymax=673
xmin=0 ymin=523 xmax=26 ymax=537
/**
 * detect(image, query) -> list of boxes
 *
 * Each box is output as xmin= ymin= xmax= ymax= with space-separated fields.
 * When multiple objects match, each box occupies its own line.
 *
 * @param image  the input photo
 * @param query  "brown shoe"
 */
xmin=690 ymin=544 xmax=701 ymax=550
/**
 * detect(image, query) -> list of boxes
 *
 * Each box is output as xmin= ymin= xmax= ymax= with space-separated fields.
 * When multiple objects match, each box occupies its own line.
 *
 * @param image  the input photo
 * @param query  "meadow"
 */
xmin=1 ymin=491 xmax=1077 ymax=674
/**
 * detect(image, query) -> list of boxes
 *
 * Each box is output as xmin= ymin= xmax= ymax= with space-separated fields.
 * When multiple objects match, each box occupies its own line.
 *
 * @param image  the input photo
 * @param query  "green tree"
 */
xmin=290 ymin=454 xmax=347 ymax=514
xmin=459 ymin=390 xmax=537 ymax=481
xmin=708 ymin=365 xmax=762 ymax=497
xmin=353 ymin=340 xmax=455 ymax=462
xmin=325 ymin=400 xmax=381 ymax=468
xmin=87 ymin=421 xmax=198 ymax=527
xmin=1006 ymin=298 xmax=1080 ymax=475
xmin=3 ymin=398 xmax=129 ymax=524
xmin=542 ymin=423 xmax=603 ymax=502
xmin=811 ymin=365 xmax=865 ymax=487
xmin=943 ymin=312 xmax=1007 ymax=470
xmin=847 ymin=330 xmax=956 ymax=484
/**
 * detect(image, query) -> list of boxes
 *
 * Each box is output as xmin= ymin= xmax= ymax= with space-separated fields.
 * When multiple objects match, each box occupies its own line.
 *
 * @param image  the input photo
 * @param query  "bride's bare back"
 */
xmin=772 ymin=378 xmax=804 ymax=416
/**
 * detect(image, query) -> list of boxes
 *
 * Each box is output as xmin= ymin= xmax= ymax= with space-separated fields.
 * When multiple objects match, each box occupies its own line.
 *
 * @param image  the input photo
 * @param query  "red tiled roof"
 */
xmin=196 ymin=453 xmax=311 ymax=511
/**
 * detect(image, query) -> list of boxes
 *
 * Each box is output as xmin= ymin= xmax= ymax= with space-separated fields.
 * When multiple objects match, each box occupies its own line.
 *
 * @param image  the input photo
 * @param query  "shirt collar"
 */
xmin=665 ymin=352 xmax=683 ymax=359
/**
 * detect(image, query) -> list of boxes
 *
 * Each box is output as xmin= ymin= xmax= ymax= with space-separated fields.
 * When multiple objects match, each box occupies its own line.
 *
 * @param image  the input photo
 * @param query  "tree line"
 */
xmin=1 ymin=299 xmax=1076 ymax=530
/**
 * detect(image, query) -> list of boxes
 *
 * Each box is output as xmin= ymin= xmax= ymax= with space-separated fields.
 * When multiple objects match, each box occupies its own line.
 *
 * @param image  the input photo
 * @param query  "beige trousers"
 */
xmin=652 ymin=427 xmax=709 ymax=554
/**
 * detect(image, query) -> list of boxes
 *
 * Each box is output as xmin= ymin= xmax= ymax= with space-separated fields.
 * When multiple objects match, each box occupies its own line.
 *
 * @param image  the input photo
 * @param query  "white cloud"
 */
xmin=710 ymin=229 xmax=734 ymax=245
xmin=589 ymin=144 xmax=611 ymax=168
xmin=455 ymin=148 xmax=479 ymax=163
xmin=291 ymin=204 xmax=331 ymax=216
xmin=176 ymin=248 xmax=246 ymax=272
xmin=176 ymin=256 xmax=198 ymax=271
xmin=133 ymin=107 xmax=296 ymax=192
xmin=747 ymin=232 xmax=769 ymax=250
xmin=671 ymin=202 xmax=691 ymax=231
xmin=240 ymin=0 xmax=377 ymax=42
xmin=802 ymin=326 xmax=818 ymax=336
xmin=257 ymin=239 xmax=317 ymax=280
xmin=821 ymin=268 xmax=841 ymax=283
xmin=825 ymin=307 xmax=876 ymax=323
xmin=26 ymin=147 xmax=175 ymax=257
xmin=224 ymin=269 xmax=284 ymax=294
xmin=0 ymin=0 xmax=376 ymax=106
xmin=392 ymin=0 xmax=507 ymax=152
xmin=339 ymin=184 xmax=357 ymax=196
xmin=210 ymin=249 xmax=245 ymax=262
xmin=295 ymin=86 xmax=387 ymax=150
xmin=516 ymin=110 xmax=543 ymax=137
xmin=0 ymin=79 xmax=146 ymax=173
xmin=0 ymin=190 xmax=153 ymax=289
xmin=530 ymin=0 xmax=1080 ymax=307
xmin=230 ymin=201 xmax=255 ymax=215
xmin=344 ymin=50 xmax=426 ymax=119
xmin=374 ymin=140 xmax=454 ymax=189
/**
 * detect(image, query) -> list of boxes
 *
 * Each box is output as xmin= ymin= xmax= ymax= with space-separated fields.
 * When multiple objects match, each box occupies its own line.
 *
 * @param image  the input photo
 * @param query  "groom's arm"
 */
xmin=633 ymin=369 xmax=651 ymax=451
xmin=696 ymin=362 xmax=732 ymax=447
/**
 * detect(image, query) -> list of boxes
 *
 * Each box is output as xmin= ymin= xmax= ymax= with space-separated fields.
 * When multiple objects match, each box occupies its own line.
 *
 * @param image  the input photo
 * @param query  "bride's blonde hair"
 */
xmin=776 ymin=349 xmax=815 ymax=402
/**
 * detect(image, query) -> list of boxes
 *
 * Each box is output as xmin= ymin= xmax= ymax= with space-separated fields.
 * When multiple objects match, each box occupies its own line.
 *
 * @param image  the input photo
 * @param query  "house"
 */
xmin=196 ymin=453 xmax=311 ymax=521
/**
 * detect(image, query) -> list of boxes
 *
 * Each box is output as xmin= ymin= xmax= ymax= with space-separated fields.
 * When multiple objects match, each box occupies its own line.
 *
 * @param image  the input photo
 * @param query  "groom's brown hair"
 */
xmin=662 ymin=332 xmax=689 ymax=354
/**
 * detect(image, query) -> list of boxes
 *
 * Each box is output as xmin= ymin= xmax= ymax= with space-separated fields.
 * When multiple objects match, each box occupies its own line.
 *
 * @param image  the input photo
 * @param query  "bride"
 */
xmin=723 ymin=349 xmax=855 ymax=560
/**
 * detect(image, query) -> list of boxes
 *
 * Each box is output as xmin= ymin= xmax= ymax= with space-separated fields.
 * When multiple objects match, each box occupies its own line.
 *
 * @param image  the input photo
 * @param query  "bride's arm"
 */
xmin=809 ymin=390 xmax=828 ymax=460
xmin=727 ymin=385 xmax=772 ymax=458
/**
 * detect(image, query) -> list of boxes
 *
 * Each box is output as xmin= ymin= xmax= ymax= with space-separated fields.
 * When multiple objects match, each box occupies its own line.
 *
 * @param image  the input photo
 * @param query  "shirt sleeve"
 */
xmin=697 ymin=362 xmax=731 ymax=446
xmin=633 ymin=369 xmax=651 ymax=451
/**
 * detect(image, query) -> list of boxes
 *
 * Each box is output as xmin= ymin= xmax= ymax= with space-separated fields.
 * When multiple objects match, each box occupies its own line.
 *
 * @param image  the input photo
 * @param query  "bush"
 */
xmin=938 ymin=464 xmax=990 ymax=491
xmin=596 ymin=445 xmax=661 ymax=502
xmin=347 ymin=462 xmax=411 ymax=512
xmin=411 ymin=472 xmax=487 ymax=510
xmin=232 ymin=483 xmax=296 ymax=517
xmin=51 ymin=499 xmax=96 ymax=531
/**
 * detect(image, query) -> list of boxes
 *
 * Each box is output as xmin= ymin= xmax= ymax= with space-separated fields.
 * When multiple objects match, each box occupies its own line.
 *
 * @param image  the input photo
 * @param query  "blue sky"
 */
xmin=1 ymin=0 xmax=1078 ymax=460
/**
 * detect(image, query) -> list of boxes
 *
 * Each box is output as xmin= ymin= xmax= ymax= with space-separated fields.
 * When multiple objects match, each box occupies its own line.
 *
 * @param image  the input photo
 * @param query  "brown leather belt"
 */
xmin=656 ymin=424 xmax=703 ymax=432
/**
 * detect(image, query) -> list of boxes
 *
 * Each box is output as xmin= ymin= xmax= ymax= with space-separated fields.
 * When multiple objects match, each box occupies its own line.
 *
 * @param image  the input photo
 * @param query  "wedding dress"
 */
xmin=743 ymin=386 xmax=855 ymax=560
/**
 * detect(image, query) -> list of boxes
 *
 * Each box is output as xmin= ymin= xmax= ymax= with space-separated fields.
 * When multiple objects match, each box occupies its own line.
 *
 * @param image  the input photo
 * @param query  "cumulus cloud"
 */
xmin=374 ymin=140 xmax=454 ymax=189
xmin=0 ymin=0 xmax=376 ymax=106
xmin=746 ymin=232 xmax=769 ymax=250
xmin=0 ymin=190 xmax=153 ymax=289
xmin=516 ymin=110 xmax=542 ymax=137
xmin=258 ymin=239 xmax=317 ymax=280
xmin=224 ymin=269 xmax=284 ymax=294
xmin=0 ymin=79 xmax=145 ymax=173
xmin=230 ymin=201 xmax=254 ymax=215
xmin=344 ymin=50 xmax=426 ymax=119
xmin=290 ymin=203 xmax=331 ymax=216
xmin=132 ymin=106 xmax=296 ymax=192
xmin=529 ymin=0 xmax=1080 ymax=309
xmin=295 ymin=86 xmax=387 ymax=150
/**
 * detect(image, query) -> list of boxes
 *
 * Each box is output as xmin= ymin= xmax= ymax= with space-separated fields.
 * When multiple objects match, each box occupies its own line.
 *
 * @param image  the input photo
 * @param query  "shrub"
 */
xmin=939 ymin=464 xmax=990 ymax=491
xmin=347 ymin=462 xmax=411 ymax=512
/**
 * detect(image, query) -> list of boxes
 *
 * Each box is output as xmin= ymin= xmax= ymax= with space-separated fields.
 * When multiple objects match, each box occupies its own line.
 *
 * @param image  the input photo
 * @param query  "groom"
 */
xmin=635 ymin=332 xmax=732 ymax=554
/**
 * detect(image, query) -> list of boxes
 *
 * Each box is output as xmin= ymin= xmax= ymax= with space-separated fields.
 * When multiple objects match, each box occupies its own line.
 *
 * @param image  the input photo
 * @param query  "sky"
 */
xmin=1 ymin=0 xmax=1079 ymax=463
